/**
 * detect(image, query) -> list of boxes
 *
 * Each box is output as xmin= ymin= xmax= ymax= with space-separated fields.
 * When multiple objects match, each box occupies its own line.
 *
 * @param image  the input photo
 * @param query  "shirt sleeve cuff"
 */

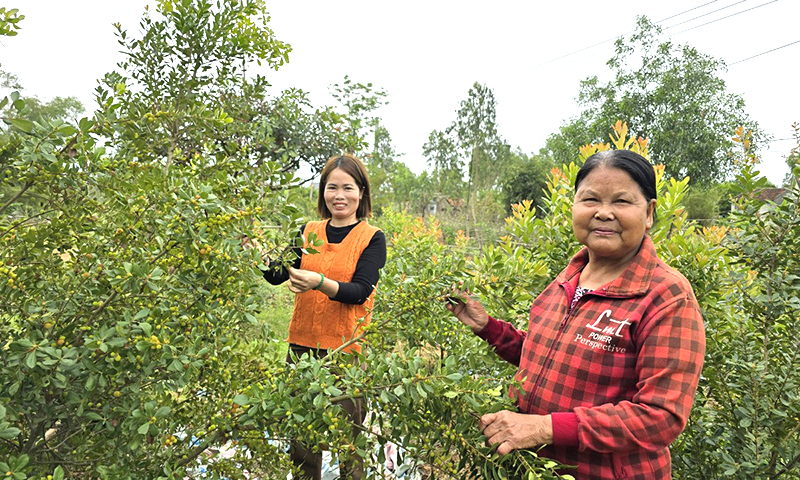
xmin=551 ymin=412 xmax=579 ymax=447
xmin=475 ymin=316 xmax=502 ymax=341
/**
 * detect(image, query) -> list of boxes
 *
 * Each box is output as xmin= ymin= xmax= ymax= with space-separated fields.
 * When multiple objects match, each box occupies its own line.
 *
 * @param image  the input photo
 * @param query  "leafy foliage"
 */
xmin=499 ymin=150 xmax=554 ymax=215
xmin=671 ymin=164 xmax=800 ymax=479
xmin=0 ymin=7 xmax=23 ymax=38
xmin=0 ymin=1 xmax=374 ymax=477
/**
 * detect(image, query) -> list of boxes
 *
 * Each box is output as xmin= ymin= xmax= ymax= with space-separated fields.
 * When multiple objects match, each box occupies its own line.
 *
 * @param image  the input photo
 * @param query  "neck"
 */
xmin=328 ymin=217 xmax=358 ymax=227
xmin=580 ymin=248 xmax=639 ymax=290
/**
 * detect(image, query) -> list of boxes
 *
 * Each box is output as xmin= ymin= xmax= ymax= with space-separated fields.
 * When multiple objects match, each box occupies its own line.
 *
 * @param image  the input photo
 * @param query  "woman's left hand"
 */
xmin=479 ymin=411 xmax=553 ymax=456
xmin=287 ymin=267 xmax=323 ymax=293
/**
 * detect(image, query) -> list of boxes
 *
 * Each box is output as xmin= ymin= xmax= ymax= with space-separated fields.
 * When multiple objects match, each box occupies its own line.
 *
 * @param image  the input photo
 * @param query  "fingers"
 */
xmin=287 ymin=267 xmax=304 ymax=284
xmin=479 ymin=412 xmax=552 ymax=455
xmin=445 ymin=300 xmax=464 ymax=316
xmin=480 ymin=412 xmax=514 ymax=455
xmin=495 ymin=441 xmax=514 ymax=457
xmin=479 ymin=412 xmax=497 ymax=432
xmin=448 ymin=289 xmax=471 ymax=304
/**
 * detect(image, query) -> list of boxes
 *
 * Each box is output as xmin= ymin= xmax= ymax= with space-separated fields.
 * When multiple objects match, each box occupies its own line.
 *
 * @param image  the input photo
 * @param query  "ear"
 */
xmin=646 ymin=199 xmax=657 ymax=229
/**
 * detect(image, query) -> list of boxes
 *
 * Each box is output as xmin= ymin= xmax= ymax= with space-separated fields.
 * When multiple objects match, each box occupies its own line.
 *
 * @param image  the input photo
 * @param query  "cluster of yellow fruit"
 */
xmin=0 ymin=261 xmax=18 ymax=287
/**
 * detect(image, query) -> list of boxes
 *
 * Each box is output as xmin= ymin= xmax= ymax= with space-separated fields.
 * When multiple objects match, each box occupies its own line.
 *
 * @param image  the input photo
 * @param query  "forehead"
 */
xmin=576 ymin=167 xmax=642 ymax=195
xmin=326 ymin=167 xmax=358 ymax=184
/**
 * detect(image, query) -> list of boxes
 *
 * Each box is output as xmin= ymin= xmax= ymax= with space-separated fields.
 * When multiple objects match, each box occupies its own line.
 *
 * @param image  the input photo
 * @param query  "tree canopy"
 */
xmin=544 ymin=16 xmax=763 ymax=184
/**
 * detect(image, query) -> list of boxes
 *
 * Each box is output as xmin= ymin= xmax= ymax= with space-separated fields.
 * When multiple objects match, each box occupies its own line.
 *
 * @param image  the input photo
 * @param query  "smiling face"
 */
xmin=323 ymin=167 xmax=363 ymax=226
xmin=572 ymin=166 xmax=656 ymax=267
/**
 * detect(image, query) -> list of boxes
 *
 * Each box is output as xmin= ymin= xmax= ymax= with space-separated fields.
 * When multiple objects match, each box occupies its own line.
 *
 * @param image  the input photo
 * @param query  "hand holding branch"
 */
xmin=287 ymin=267 xmax=323 ymax=294
xmin=445 ymin=291 xmax=489 ymax=333
xmin=479 ymin=411 xmax=553 ymax=456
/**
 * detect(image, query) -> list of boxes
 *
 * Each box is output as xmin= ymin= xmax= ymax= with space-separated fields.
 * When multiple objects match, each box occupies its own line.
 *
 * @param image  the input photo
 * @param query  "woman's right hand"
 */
xmin=445 ymin=292 xmax=489 ymax=333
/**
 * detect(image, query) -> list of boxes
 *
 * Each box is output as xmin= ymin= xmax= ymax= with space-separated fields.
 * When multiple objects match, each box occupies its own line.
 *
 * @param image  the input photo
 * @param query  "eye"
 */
xmin=615 ymin=198 xmax=630 ymax=204
xmin=326 ymin=184 xmax=337 ymax=190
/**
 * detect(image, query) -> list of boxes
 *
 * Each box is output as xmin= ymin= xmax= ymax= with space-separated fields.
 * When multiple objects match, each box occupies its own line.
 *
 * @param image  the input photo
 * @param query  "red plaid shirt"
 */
xmin=477 ymin=236 xmax=705 ymax=479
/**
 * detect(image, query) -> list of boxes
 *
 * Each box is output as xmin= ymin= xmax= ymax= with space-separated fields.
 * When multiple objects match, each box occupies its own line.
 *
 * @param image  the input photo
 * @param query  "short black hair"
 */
xmin=575 ymin=150 xmax=657 ymax=202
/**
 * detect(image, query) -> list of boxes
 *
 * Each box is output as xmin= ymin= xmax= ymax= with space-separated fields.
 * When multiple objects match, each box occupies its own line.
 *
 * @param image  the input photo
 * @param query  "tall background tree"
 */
xmin=422 ymin=82 xmax=511 ymax=241
xmin=422 ymin=128 xmax=464 ymax=202
xmin=545 ymin=16 xmax=764 ymax=184
xmin=784 ymin=122 xmax=799 ymax=187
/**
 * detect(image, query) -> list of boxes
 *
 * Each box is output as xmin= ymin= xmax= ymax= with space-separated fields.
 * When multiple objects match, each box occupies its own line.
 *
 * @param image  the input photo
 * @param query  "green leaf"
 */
xmin=53 ymin=466 xmax=65 ymax=480
xmin=232 ymin=394 xmax=249 ymax=406
xmin=133 ymin=308 xmax=150 ymax=321
xmin=155 ymin=406 xmax=171 ymax=418
xmin=9 ymin=339 xmax=33 ymax=351
xmin=0 ymin=427 xmax=21 ymax=440
xmin=138 ymin=422 xmax=151 ymax=435
xmin=14 ymin=454 xmax=29 ymax=469
xmin=6 ymin=117 xmax=34 ymax=133
xmin=78 ymin=117 xmax=93 ymax=133
xmin=24 ymin=351 xmax=37 ymax=369
xmin=85 ymin=374 xmax=97 ymax=391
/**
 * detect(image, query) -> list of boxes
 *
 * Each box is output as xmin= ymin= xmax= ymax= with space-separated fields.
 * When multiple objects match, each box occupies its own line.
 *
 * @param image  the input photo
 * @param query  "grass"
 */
xmin=248 ymin=282 xmax=294 ymax=363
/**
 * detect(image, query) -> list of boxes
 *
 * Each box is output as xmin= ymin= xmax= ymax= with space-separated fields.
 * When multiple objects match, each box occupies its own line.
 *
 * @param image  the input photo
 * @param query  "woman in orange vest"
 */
xmin=262 ymin=153 xmax=386 ymax=480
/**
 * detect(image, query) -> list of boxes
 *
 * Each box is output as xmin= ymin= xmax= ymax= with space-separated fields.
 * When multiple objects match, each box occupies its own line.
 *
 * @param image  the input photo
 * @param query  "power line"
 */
xmin=550 ymin=2 xmax=787 ymax=70
xmin=552 ymin=1 xmax=773 ymax=71
xmin=670 ymin=0 xmax=778 ymax=36
xmin=533 ymin=0 xmax=783 ymax=72
xmin=656 ymin=0 xmax=724 ymax=23
xmin=531 ymin=1 xmax=722 ymax=68
xmin=729 ymin=39 xmax=800 ymax=65
xmin=663 ymin=0 xmax=747 ymax=31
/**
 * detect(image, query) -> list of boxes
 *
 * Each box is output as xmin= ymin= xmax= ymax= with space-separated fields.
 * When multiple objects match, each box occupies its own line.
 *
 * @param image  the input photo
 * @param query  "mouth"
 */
xmin=591 ymin=227 xmax=618 ymax=235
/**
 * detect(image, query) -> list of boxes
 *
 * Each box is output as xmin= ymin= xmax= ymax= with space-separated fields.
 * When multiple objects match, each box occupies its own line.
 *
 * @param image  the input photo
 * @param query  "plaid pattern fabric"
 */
xmin=477 ymin=236 xmax=705 ymax=479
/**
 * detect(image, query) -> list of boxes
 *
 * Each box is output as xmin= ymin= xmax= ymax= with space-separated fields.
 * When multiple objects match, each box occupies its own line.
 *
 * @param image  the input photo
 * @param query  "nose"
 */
xmin=594 ymin=205 xmax=615 ymax=221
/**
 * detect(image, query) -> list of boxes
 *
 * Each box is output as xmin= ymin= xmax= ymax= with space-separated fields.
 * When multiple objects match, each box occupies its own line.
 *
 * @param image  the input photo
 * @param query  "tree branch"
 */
xmin=0 ymin=181 xmax=34 ymax=216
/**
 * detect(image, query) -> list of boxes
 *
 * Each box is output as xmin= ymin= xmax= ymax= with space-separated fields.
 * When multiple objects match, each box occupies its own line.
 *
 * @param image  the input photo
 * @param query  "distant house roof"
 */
xmin=754 ymin=188 xmax=788 ymax=203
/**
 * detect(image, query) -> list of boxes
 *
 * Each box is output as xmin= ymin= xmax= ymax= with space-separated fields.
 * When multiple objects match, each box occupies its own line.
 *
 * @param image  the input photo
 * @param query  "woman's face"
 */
xmin=323 ymin=167 xmax=362 ymax=226
xmin=572 ymin=166 xmax=656 ymax=265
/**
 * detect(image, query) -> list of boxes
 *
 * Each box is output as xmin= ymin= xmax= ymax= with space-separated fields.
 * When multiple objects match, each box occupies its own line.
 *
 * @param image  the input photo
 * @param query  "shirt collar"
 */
xmin=557 ymin=235 xmax=658 ymax=297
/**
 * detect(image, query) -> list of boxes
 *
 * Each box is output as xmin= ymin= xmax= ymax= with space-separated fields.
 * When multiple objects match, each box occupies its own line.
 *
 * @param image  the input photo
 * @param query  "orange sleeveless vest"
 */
xmin=288 ymin=220 xmax=380 ymax=353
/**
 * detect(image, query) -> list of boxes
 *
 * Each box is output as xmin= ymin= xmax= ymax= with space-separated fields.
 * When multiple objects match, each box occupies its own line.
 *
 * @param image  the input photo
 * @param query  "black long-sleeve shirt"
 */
xmin=262 ymin=221 xmax=386 ymax=305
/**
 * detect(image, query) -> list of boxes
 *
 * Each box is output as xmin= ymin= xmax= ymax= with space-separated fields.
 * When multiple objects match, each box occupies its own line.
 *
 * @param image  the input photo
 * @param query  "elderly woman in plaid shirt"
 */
xmin=447 ymin=149 xmax=705 ymax=479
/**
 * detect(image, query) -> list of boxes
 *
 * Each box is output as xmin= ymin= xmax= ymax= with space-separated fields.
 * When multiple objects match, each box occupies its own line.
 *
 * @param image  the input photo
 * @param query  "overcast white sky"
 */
xmin=2 ymin=1 xmax=798 ymax=186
